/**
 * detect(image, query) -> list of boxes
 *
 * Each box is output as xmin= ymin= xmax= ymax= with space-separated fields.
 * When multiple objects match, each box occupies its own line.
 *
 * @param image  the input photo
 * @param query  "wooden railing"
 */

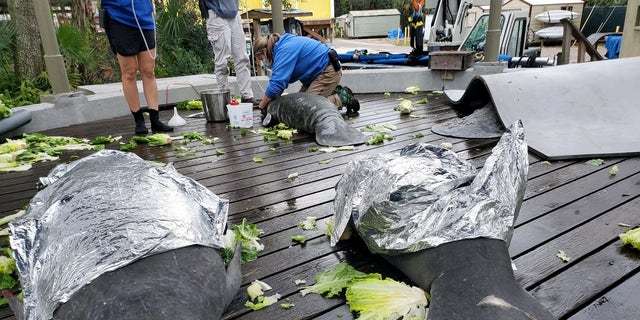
xmin=559 ymin=18 xmax=604 ymax=65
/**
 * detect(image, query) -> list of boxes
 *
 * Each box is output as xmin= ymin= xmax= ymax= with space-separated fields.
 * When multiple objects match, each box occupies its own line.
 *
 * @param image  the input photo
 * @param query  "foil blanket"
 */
xmin=330 ymin=121 xmax=528 ymax=255
xmin=9 ymin=150 xmax=228 ymax=319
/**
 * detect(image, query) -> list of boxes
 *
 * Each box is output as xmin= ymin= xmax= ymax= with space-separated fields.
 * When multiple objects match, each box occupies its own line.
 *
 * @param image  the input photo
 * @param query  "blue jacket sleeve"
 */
xmin=264 ymin=48 xmax=297 ymax=99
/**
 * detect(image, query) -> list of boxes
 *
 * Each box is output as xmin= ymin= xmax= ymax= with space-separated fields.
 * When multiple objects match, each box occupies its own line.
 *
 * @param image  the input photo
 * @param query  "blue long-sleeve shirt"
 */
xmin=265 ymin=34 xmax=332 ymax=99
xmin=102 ymin=0 xmax=155 ymax=30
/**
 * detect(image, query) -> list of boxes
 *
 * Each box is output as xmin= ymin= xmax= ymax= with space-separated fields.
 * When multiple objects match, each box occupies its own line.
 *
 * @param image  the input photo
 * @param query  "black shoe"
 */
xmin=346 ymin=99 xmax=360 ymax=116
xmin=148 ymin=109 xmax=174 ymax=132
xmin=335 ymin=85 xmax=360 ymax=116
xmin=241 ymin=97 xmax=260 ymax=106
xmin=131 ymin=110 xmax=149 ymax=134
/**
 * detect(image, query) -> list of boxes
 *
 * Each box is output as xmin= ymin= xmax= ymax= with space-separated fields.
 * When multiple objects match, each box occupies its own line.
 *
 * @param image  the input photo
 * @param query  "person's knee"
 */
xmin=120 ymin=70 xmax=137 ymax=82
xmin=139 ymin=67 xmax=155 ymax=79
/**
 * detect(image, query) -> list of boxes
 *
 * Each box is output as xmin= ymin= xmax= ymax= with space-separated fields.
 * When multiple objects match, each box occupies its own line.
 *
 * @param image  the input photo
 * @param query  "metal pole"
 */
xmin=484 ymin=0 xmax=502 ymax=62
xmin=271 ymin=0 xmax=285 ymax=34
xmin=33 ymin=0 xmax=71 ymax=94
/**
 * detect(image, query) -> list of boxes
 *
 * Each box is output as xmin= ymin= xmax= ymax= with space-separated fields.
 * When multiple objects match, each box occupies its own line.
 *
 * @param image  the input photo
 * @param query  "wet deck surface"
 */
xmin=1 ymin=92 xmax=639 ymax=319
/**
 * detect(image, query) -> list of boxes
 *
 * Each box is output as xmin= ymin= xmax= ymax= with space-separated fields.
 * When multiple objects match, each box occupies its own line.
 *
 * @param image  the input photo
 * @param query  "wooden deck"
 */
xmin=1 ymin=92 xmax=639 ymax=319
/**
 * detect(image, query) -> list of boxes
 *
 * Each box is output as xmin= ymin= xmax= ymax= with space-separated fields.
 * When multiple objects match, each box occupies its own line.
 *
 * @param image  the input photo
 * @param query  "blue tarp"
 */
xmin=388 ymin=28 xmax=404 ymax=39
xmin=605 ymin=35 xmax=622 ymax=59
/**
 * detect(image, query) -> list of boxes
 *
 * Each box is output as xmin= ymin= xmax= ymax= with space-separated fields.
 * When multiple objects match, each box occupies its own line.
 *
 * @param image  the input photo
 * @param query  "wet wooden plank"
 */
xmin=1 ymin=92 xmax=639 ymax=320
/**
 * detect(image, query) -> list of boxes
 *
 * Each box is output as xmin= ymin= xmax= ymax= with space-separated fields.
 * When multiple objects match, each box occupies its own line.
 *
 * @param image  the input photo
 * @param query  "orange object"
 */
xmin=412 ymin=0 xmax=425 ymax=11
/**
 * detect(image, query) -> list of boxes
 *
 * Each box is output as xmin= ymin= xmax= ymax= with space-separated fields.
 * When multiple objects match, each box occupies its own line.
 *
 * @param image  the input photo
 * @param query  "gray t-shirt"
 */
xmin=200 ymin=0 xmax=238 ymax=18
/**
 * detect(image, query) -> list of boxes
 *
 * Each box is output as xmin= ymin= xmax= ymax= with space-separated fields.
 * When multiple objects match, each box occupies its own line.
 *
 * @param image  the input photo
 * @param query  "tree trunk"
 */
xmin=72 ymin=0 xmax=95 ymax=32
xmin=11 ymin=0 xmax=44 ymax=80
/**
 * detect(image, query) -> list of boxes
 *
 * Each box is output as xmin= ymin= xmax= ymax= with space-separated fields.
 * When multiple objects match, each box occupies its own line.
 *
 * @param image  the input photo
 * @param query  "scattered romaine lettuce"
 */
xmin=619 ymin=227 xmax=640 ymax=250
xmin=298 ymin=216 xmax=317 ymax=230
xmin=291 ymin=235 xmax=307 ymax=244
xmin=247 ymin=279 xmax=272 ymax=301
xmin=245 ymin=293 xmax=281 ymax=310
xmin=395 ymin=99 xmax=415 ymax=114
xmin=610 ymin=165 xmax=619 ymax=176
xmin=346 ymin=276 xmax=429 ymax=320
xmin=585 ymin=159 xmax=604 ymax=166
xmin=404 ymin=86 xmax=420 ymax=95
xmin=232 ymin=219 xmax=265 ymax=263
xmin=556 ymin=249 xmax=571 ymax=262
xmin=300 ymin=262 xmax=366 ymax=297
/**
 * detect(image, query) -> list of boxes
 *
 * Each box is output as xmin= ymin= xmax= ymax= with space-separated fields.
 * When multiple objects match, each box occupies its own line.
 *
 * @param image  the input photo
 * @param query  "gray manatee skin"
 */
xmin=51 ymin=243 xmax=242 ymax=320
xmin=382 ymin=238 xmax=557 ymax=320
xmin=265 ymin=92 xmax=369 ymax=146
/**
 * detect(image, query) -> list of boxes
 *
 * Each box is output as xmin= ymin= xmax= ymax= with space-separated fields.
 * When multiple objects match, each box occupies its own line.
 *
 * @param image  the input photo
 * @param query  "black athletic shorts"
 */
xmin=105 ymin=19 xmax=156 ymax=57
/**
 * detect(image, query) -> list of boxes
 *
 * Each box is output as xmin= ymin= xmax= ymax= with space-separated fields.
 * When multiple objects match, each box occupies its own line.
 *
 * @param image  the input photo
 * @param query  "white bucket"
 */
xmin=227 ymin=103 xmax=253 ymax=128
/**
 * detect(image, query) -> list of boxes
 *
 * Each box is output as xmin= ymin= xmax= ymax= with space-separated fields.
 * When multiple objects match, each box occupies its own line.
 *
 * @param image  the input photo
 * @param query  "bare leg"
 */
xmin=137 ymin=49 xmax=159 ymax=111
xmin=116 ymin=54 xmax=141 ymax=112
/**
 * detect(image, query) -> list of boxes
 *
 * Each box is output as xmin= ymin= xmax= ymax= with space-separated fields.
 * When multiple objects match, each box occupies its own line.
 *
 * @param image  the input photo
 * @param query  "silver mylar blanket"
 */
xmin=9 ymin=150 xmax=228 ymax=320
xmin=330 ymin=121 xmax=528 ymax=255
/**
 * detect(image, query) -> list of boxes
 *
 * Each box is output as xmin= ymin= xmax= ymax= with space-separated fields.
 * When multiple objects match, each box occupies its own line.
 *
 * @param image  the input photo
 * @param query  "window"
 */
xmin=506 ymin=18 xmax=527 ymax=56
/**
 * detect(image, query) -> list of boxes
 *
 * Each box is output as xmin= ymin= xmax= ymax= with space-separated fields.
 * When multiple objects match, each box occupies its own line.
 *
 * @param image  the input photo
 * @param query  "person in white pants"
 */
xmin=198 ymin=0 xmax=258 ymax=105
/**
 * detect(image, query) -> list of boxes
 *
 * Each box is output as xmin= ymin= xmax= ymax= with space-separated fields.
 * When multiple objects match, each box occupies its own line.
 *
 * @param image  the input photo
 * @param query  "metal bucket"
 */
xmin=200 ymin=89 xmax=230 ymax=122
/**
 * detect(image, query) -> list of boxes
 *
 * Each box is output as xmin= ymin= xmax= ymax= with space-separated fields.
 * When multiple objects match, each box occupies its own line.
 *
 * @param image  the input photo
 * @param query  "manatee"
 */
xmin=262 ymin=92 xmax=369 ymax=146
xmin=3 ymin=245 xmax=241 ymax=320
xmin=5 ymin=150 xmax=241 ymax=320
xmin=331 ymin=121 xmax=556 ymax=320
xmin=381 ymin=240 xmax=556 ymax=320
xmin=52 ymin=244 xmax=242 ymax=320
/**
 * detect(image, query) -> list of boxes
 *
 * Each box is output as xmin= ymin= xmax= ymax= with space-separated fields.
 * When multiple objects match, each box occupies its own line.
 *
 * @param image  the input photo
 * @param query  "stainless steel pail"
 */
xmin=200 ymin=89 xmax=230 ymax=122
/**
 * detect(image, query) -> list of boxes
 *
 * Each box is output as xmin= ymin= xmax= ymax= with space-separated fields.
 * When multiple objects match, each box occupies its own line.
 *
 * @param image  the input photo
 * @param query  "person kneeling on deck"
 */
xmin=253 ymin=33 xmax=360 ymax=116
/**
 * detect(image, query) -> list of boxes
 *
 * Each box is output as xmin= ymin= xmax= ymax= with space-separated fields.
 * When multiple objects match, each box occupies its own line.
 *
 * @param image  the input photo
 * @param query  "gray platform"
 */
xmin=445 ymin=57 xmax=640 ymax=160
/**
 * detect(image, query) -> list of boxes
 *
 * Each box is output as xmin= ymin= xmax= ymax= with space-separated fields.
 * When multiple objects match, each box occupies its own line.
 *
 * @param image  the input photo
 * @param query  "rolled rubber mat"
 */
xmin=443 ymin=57 xmax=640 ymax=160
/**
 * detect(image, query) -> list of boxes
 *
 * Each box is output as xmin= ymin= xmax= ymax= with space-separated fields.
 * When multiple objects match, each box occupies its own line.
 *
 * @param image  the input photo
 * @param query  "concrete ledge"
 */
xmin=1 ymin=67 xmax=505 ymax=139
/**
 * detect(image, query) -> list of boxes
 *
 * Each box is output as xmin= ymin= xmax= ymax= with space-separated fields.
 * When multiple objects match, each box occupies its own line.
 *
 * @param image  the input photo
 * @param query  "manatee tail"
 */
xmin=315 ymin=117 xmax=369 ymax=147
xmin=223 ymin=242 xmax=243 ymax=308
xmin=2 ymin=290 xmax=25 ymax=320
xmin=383 ymin=238 xmax=556 ymax=320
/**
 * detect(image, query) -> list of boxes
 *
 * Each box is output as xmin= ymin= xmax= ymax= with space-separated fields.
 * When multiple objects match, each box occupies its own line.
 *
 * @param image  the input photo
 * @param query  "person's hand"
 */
xmin=259 ymin=95 xmax=271 ymax=109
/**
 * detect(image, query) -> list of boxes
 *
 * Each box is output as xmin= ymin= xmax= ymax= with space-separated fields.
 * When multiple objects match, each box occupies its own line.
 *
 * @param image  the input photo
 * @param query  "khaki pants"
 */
xmin=300 ymin=64 xmax=343 ymax=108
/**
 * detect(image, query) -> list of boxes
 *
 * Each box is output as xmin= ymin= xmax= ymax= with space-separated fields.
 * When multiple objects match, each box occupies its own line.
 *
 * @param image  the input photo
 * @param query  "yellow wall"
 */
xmin=240 ymin=0 xmax=332 ymax=19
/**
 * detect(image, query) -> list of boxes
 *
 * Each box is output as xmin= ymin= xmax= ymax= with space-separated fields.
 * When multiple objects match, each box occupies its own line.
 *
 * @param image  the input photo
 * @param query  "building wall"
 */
xmin=620 ymin=0 xmax=640 ymax=57
xmin=241 ymin=0 xmax=332 ymax=19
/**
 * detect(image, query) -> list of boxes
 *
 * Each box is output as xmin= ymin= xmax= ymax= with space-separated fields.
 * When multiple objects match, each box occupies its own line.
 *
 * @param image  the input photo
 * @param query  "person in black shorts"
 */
xmin=101 ymin=0 xmax=172 ymax=134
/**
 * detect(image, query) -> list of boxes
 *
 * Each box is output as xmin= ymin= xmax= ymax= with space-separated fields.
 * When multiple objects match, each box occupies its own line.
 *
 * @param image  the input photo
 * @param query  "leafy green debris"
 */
xmin=89 ymin=135 xmax=120 ymax=145
xmin=619 ymin=227 xmax=640 ymax=250
xmin=176 ymin=99 xmax=203 ymax=110
xmin=301 ymin=262 xmax=429 ymax=319
xmin=556 ymin=249 xmax=571 ymax=262
xmin=404 ymin=86 xmax=420 ymax=95
xmin=291 ymin=235 xmax=307 ymax=244
xmin=394 ymin=99 xmax=415 ymax=114
xmin=609 ymin=165 xmax=619 ymax=176
xmin=300 ymin=262 xmax=367 ymax=297
xmin=221 ymin=219 xmax=264 ymax=265
xmin=298 ymin=216 xmax=317 ymax=230
xmin=245 ymin=294 xmax=281 ymax=310
xmin=585 ymin=159 xmax=605 ymax=166
xmin=366 ymin=133 xmax=393 ymax=145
